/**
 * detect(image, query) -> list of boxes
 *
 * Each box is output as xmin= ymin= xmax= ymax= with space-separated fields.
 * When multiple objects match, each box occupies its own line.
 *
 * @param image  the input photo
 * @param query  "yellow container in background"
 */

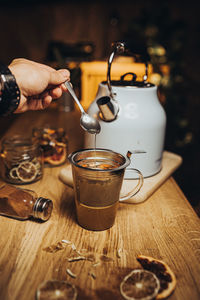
xmin=80 ymin=59 xmax=153 ymax=109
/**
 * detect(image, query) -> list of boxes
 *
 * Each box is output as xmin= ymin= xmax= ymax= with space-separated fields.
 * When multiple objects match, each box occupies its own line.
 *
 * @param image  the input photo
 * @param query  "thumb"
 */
xmin=49 ymin=69 xmax=70 ymax=85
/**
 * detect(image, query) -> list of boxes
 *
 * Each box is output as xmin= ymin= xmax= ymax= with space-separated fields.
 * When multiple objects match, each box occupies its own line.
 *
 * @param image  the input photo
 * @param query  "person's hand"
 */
xmin=9 ymin=58 xmax=70 ymax=113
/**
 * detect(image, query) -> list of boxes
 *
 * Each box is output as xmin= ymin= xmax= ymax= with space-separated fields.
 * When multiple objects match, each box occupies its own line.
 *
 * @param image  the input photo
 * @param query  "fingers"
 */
xmin=61 ymin=82 xmax=68 ymax=91
xmin=10 ymin=58 xmax=70 ymax=113
xmin=49 ymin=86 xmax=63 ymax=98
xmin=41 ymin=86 xmax=63 ymax=99
xmin=34 ymin=86 xmax=62 ymax=109
xmin=27 ymin=96 xmax=52 ymax=110
xmin=42 ymin=96 xmax=52 ymax=109
xmin=49 ymin=69 xmax=70 ymax=85
xmin=14 ymin=96 xmax=47 ymax=113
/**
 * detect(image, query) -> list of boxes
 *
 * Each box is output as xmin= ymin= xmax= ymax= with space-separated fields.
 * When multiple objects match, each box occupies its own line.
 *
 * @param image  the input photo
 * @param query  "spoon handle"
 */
xmin=65 ymin=81 xmax=85 ymax=114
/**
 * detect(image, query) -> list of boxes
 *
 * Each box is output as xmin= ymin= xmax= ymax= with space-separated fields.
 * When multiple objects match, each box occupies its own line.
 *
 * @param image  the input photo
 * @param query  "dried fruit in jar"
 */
xmin=16 ymin=161 xmax=37 ymax=182
xmin=44 ymin=143 xmax=67 ymax=166
xmin=33 ymin=127 xmax=68 ymax=166
xmin=7 ymin=158 xmax=42 ymax=184
xmin=0 ymin=136 xmax=43 ymax=184
xmin=9 ymin=167 xmax=19 ymax=180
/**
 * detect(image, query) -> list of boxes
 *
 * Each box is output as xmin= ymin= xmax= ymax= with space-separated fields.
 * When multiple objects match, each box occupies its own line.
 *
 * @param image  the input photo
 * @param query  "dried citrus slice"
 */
xmin=45 ymin=146 xmax=66 ymax=166
xmin=137 ymin=255 xmax=176 ymax=299
xmin=16 ymin=161 xmax=37 ymax=182
xmin=32 ymin=157 xmax=41 ymax=167
xmin=44 ymin=128 xmax=56 ymax=135
xmin=9 ymin=167 xmax=19 ymax=179
xmin=120 ymin=269 xmax=160 ymax=300
xmin=36 ymin=280 xmax=77 ymax=300
xmin=32 ymin=158 xmax=42 ymax=174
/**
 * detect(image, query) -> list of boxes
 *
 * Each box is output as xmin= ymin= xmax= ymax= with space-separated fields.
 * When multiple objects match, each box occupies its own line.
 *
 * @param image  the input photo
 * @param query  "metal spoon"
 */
xmin=65 ymin=81 xmax=101 ymax=134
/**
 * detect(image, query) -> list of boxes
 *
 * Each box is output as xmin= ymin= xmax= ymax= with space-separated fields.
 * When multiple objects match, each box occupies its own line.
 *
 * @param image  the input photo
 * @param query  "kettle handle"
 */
xmin=107 ymin=42 xmax=149 ymax=97
xmin=120 ymin=72 xmax=137 ymax=83
xmin=107 ymin=42 xmax=125 ymax=99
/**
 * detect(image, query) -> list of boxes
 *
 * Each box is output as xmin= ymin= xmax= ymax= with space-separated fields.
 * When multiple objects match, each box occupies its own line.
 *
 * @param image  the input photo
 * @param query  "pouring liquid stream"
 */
xmin=94 ymin=133 xmax=97 ymax=168
xmin=83 ymin=133 xmax=120 ymax=171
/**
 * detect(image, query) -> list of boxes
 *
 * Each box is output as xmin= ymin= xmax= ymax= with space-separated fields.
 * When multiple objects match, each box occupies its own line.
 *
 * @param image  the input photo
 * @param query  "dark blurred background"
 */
xmin=0 ymin=0 xmax=199 ymax=215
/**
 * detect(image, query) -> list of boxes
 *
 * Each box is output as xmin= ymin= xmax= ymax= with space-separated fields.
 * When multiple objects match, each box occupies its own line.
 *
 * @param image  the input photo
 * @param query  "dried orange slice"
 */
xmin=45 ymin=146 xmax=66 ymax=166
xmin=44 ymin=128 xmax=56 ymax=135
xmin=120 ymin=269 xmax=160 ymax=300
xmin=16 ymin=161 xmax=37 ymax=182
xmin=36 ymin=280 xmax=77 ymax=300
xmin=9 ymin=167 xmax=19 ymax=179
xmin=137 ymin=255 xmax=176 ymax=299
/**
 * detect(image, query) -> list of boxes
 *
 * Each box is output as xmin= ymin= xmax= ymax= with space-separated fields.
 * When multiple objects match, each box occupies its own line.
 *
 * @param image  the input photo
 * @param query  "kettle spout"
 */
xmin=96 ymin=96 xmax=119 ymax=122
xmin=126 ymin=149 xmax=147 ymax=159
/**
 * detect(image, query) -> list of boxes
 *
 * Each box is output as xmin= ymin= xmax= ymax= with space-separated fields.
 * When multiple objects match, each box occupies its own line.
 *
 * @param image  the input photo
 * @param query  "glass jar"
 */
xmin=32 ymin=127 xmax=68 ymax=167
xmin=0 ymin=184 xmax=53 ymax=221
xmin=0 ymin=135 xmax=43 ymax=184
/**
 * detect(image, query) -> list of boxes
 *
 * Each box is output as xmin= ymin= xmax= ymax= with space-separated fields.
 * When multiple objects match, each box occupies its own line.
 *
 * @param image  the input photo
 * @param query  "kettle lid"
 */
xmin=103 ymin=72 xmax=154 ymax=88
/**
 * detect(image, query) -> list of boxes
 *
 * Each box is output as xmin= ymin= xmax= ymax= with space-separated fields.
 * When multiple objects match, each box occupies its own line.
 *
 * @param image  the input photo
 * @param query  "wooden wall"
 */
xmin=0 ymin=0 xmax=127 ymax=63
xmin=0 ymin=0 xmax=198 ymax=66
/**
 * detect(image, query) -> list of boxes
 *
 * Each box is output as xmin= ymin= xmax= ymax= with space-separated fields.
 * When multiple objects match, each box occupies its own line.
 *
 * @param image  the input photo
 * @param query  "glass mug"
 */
xmin=68 ymin=148 xmax=143 ymax=231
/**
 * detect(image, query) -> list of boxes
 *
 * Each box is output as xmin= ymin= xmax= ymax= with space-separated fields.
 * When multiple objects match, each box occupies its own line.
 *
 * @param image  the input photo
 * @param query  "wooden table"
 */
xmin=0 ymin=108 xmax=200 ymax=300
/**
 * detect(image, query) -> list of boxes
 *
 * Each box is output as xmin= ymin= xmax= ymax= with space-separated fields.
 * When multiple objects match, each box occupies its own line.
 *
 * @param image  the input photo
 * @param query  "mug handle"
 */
xmin=120 ymin=168 xmax=143 ymax=202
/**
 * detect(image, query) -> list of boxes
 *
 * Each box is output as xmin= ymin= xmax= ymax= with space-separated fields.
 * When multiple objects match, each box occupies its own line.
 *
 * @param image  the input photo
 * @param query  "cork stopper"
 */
xmin=33 ymin=197 xmax=53 ymax=221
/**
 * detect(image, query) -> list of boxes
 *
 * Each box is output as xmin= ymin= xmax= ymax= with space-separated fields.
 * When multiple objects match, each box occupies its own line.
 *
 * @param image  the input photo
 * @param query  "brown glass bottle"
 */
xmin=0 ymin=184 xmax=53 ymax=221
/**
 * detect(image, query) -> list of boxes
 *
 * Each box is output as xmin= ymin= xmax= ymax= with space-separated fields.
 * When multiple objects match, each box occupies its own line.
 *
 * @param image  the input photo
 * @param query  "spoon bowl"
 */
xmin=65 ymin=81 xmax=101 ymax=134
xmin=81 ymin=112 xmax=101 ymax=134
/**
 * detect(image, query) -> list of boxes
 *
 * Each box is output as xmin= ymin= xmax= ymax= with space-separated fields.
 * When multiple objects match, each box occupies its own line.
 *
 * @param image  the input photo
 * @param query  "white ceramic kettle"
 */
xmin=84 ymin=42 xmax=166 ymax=178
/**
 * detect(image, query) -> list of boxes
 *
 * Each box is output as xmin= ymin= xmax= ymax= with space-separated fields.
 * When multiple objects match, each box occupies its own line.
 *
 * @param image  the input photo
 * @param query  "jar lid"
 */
xmin=33 ymin=197 xmax=53 ymax=221
xmin=2 ymin=135 xmax=39 ymax=151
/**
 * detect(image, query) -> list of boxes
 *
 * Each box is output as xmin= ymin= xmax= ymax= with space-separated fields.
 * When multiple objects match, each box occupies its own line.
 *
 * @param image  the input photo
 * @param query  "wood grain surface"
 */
xmin=0 ymin=109 xmax=200 ymax=300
